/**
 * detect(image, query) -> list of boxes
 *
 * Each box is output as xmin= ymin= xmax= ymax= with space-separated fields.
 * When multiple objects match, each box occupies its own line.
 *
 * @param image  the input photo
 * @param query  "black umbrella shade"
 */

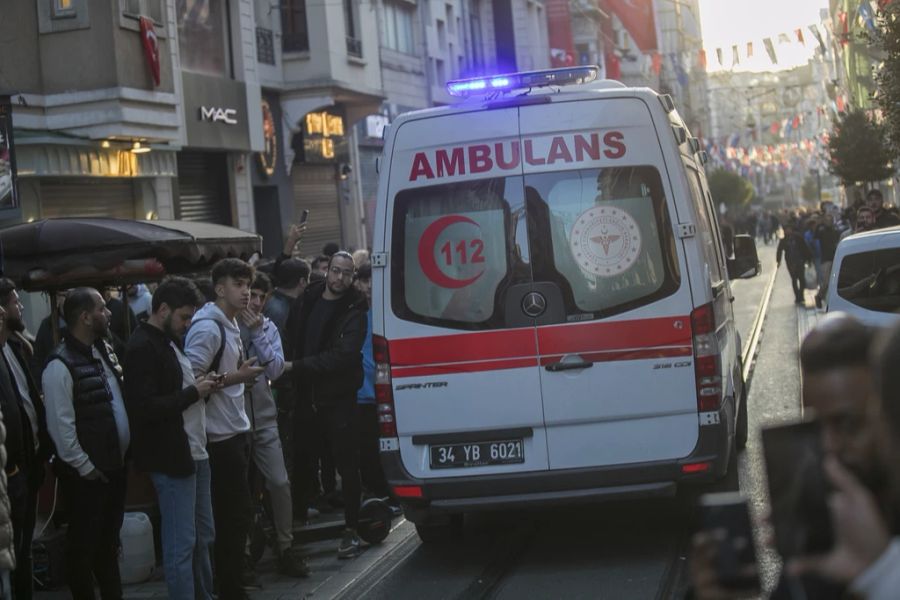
xmin=0 ymin=218 xmax=262 ymax=291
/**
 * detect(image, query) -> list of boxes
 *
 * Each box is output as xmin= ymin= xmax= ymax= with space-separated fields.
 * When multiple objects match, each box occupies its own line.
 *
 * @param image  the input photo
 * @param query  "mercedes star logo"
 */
xmin=521 ymin=292 xmax=547 ymax=317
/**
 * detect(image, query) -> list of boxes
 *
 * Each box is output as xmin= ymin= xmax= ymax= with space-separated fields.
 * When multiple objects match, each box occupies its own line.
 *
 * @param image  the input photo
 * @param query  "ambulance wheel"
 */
xmin=358 ymin=498 xmax=393 ymax=544
xmin=414 ymin=514 xmax=464 ymax=543
xmin=736 ymin=374 xmax=748 ymax=450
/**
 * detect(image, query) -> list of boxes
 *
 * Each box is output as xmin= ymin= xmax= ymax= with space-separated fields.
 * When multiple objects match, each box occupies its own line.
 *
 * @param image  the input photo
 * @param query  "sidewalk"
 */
xmin=36 ymin=512 xmax=416 ymax=600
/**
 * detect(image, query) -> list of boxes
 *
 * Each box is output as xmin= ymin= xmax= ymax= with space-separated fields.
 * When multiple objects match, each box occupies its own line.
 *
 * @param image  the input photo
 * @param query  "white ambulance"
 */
xmin=370 ymin=66 xmax=760 ymax=541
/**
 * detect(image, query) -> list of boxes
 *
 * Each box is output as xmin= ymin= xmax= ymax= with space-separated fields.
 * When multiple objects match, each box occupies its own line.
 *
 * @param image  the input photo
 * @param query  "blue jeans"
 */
xmin=150 ymin=460 xmax=215 ymax=600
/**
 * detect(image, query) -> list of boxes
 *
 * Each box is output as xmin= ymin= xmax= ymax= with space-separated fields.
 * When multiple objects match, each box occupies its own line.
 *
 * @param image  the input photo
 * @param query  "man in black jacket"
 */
xmin=286 ymin=251 xmax=367 ymax=558
xmin=43 ymin=288 xmax=130 ymax=600
xmin=0 ymin=279 xmax=49 ymax=600
xmin=777 ymin=222 xmax=814 ymax=304
xmin=123 ymin=277 xmax=219 ymax=600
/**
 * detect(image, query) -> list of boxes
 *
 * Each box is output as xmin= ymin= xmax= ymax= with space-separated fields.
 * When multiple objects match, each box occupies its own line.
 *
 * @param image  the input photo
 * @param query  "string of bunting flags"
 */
xmin=641 ymin=0 xmax=884 ymax=80
xmin=704 ymin=136 xmax=829 ymax=180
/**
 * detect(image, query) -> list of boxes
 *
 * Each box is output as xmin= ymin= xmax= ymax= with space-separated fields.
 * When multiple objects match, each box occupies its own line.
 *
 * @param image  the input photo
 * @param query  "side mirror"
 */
xmin=727 ymin=234 xmax=760 ymax=279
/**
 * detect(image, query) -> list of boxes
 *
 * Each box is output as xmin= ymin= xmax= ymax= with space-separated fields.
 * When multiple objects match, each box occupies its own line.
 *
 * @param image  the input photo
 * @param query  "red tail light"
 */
xmin=681 ymin=461 xmax=711 ymax=474
xmin=392 ymin=485 xmax=423 ymax=498
xmin=691 ymin=303 xmax=722 ymax=412
xmin=373 ymin=335 xmax=397 ymax=438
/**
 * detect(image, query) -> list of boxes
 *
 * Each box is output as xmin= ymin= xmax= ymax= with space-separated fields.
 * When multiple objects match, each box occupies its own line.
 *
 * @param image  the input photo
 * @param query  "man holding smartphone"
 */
xmin=240 ymin=273 xmax=310 ymax=581
xmin=123 ymin=277 xmax=220 ymax=600
xmin=185 ymin=259 xmax=265 ymax=600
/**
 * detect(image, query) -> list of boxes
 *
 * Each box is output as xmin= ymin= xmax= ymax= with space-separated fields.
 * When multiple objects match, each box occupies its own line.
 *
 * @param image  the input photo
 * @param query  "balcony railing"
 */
xmin=256 ymin=27 xmax=276 ymax=64
xmin=346 ymin=36 xmax=362 ymax=58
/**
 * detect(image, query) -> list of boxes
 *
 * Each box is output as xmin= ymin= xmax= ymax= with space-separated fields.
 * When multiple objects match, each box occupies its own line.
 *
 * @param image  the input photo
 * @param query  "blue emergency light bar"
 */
xmin=446 ymin=66 xmax=600 ymax=97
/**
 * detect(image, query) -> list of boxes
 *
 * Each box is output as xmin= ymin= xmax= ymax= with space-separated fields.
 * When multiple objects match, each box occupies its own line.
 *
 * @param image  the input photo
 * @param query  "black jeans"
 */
xmin=316 ymin=401 xmax=361 ymax=528
xmin=788 ymin=266 xmax=806 ymax=302
xmin=57 ymin=467 xmax=126 ymax=600
xmin=358 ymin=403 xmax=390 ymax=498
xmin=207 ymin=434 xmax=251 ymax=600
xmin=8 ymin=470 xmax=37 ymax=600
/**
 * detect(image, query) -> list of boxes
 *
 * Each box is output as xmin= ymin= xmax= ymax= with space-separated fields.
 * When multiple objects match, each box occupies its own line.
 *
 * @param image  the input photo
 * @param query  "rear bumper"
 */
xmin=382 ymin=406 xmax=732 ymax=519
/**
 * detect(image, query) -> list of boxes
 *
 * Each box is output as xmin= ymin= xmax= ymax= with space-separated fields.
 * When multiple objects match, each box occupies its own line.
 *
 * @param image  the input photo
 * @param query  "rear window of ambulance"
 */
xmin=525 ymin=166 xmax=680 ymax=319
xmin=390 ymin=177 xmax=525 ymax=330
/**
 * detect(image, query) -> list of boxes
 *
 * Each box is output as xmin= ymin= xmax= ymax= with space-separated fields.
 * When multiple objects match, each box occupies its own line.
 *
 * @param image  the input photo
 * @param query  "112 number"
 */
xmin=440 ymin=239 xmax=485 ymax=266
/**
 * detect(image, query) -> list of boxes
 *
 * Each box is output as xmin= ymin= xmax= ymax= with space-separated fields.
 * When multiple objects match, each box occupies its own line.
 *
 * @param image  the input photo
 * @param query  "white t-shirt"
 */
xmin=171 ymin=342 xmax=208 ymax=460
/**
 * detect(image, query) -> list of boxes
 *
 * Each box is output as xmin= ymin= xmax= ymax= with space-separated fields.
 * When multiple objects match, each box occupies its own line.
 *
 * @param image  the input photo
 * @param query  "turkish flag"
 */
xmin=140 ymin=16 xmax=160 ymax=87
xmin=607 ymin=0 xmax=657 ymax=52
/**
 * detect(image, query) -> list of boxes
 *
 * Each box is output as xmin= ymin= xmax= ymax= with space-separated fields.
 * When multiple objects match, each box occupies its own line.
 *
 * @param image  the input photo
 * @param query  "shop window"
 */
xmin=177 ymin=0 xmax=230 ymax=76
xmin=281 ymin=0 xmax=309 ymax=52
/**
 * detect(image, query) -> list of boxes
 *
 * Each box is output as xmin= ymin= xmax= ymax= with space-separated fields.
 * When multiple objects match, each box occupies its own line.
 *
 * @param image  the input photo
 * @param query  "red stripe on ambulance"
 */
xmin=386 ymin=316 xmax=692 ymax=378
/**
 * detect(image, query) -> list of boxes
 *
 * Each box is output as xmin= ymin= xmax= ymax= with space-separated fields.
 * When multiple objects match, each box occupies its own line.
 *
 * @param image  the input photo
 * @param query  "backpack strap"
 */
xmin=191 ymin=318 xmax=227 ymax=373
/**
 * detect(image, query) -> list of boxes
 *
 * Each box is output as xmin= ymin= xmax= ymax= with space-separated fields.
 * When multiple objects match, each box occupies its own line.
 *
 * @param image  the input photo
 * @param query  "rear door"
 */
xmin=518 ymin=97 xmax=699 ymax=470
xmin=382 ymin=107 xmax=549 ymax=479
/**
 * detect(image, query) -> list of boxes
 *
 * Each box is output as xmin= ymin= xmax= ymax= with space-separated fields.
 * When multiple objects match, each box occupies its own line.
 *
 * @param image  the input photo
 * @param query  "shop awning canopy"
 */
xmin=0 ymin=218 xmax=262 ymax=291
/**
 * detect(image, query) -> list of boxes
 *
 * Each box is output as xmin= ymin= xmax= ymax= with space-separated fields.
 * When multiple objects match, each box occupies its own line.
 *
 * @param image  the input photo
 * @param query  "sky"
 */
xmin=696 ymin=0 xmax=830 ymax=72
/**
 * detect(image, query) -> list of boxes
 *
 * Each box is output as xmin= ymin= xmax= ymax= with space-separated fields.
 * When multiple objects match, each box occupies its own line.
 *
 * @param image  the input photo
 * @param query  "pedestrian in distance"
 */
xmin=122 ymin=276 xmax=220 ymax=600
xmin=0 ymin=279 xmax=49 ymax=600
xmin=865 ymin=189 xmax=900 ymax=230
xmin=855 ymin=207 xmax=877 ymax=233
xmin=239 ymin=272 xmax=310 ymax=581
xmin=42 ymin=288 xmax=131 ymax=600
xmin=184 ymin=259 xmax=265 ymax=600
xmin=285 ymin=251 xmax=368 ymax=558
xmin=776 ymin=222 xmax=813 ymax=304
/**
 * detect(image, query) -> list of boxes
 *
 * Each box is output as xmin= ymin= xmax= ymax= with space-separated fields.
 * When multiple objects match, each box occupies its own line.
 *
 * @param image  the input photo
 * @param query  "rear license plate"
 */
xmin=430 ymin=439 xmax=524 ymax=469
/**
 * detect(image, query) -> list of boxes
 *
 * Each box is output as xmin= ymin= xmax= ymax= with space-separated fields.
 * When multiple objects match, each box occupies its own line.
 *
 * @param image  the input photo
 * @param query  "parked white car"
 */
xmin=826 ymin=226 xmax=900 ymax=328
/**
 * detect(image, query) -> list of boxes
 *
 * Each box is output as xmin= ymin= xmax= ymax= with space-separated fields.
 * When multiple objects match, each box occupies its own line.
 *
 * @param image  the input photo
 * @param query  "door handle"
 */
xmin=545 ymin=361 xmax=594 ymax=372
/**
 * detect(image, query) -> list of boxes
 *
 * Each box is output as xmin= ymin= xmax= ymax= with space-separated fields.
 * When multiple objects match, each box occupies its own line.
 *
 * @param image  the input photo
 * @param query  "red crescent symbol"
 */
xmin=417 ymin=215 xmax=485 ymax=289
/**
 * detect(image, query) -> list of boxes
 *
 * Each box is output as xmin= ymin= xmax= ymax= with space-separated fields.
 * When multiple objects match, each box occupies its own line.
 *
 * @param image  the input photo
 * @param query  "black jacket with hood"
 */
xmin=285 ymin=279 xmax=367 ymax=406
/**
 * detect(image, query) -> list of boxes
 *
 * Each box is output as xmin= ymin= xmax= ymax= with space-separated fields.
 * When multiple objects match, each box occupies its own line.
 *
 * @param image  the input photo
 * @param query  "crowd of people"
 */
xmin=724 ymin=188 xmax=900 ymax=308
xmin=0 ymin=223 xmax=392 ymax=600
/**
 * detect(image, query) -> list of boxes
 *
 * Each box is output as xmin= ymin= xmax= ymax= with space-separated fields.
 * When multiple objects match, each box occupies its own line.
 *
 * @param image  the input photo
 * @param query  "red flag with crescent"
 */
xmin=140 ymin=16 xmax=160 ymax=87
xmin=606 ymin=0 xmax=658 ymax=52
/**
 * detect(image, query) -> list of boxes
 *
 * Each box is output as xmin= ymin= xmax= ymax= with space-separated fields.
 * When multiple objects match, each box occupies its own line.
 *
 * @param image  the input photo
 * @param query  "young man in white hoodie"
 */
xmin=185 ymin=259 xmax=265 ymax=600
xmin=240 ymin=272 xmax=310 ymax=582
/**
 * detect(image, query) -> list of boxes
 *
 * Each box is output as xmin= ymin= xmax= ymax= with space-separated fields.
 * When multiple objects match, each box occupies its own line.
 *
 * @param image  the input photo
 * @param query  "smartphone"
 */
xmin=762 ymin=419 xmax=834 ymax=557
xmin=697 ymin=492 xmax=760 ymax=594
xmin=300 ymin=209 xmax=310 ymax=225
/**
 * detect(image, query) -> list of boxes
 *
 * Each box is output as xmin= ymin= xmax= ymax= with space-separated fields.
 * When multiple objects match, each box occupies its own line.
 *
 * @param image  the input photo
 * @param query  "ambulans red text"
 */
xmin=408 ymin=131 xmax=626 ymax=181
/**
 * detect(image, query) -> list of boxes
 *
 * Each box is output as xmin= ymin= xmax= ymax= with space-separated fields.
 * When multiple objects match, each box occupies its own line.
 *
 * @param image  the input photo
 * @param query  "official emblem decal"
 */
xmin=569 ymin=206 xmax=642 ymax=277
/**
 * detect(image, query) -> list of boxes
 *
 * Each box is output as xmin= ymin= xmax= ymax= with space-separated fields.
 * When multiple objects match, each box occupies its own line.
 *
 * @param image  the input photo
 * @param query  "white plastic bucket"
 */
xmin=118 ymin=512 xmax=155 ymax=584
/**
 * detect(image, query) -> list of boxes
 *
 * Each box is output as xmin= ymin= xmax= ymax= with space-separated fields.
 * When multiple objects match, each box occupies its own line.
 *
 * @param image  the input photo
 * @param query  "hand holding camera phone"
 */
xmin=762 ymin=419 xmax=834 ymax=558
xmin=695 ymin=492 xmax=761 ymax=596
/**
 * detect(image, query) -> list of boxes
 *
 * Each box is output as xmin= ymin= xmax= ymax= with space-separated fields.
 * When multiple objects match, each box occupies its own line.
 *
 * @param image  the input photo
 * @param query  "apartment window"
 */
xmin=123 ymin=0 xmax=163 ymax=21
xmin=468 ymin=0 xmax=483 ymax=71
xmin=436 ymin=19 xmax=446 ymax=52
xmin=39 ymin=0 xmax=90 ymax=32
xmin=281 ymin=0 xmax=309 ymax=52
xmin=345 ymin=0 xmax=362 ymax=57
xmin=53 ymin=0 xmax=74 ymax=16
xmin=177 ymin=0 xmax=230 ymax=76
xmin=446 ymin=3 xmax=455 ymax=33
xmin=383 ymin=0 xmax=415 ymax=54
xmin=435 ymin=58 xmax=446 ymax=85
